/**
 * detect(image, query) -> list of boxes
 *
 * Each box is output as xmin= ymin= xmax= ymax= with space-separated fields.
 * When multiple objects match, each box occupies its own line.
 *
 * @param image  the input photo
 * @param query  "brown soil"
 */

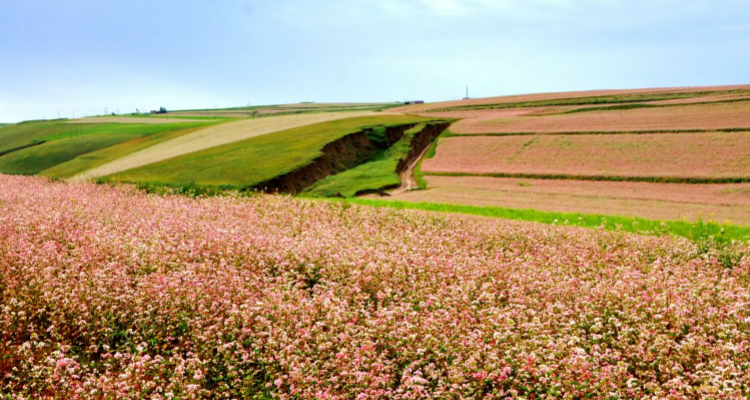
xmin=390 ymin=122 xmax=451 ymax=195
xmin=422 ymin=132 xmax=750 ymax=179
xmin=448 ymin=102 xmax=750 ymax=134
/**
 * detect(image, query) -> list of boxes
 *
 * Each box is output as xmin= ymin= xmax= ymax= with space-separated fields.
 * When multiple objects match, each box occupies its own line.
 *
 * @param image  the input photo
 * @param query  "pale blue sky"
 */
xmin=1 ymin=0 xmax=748 ymax=122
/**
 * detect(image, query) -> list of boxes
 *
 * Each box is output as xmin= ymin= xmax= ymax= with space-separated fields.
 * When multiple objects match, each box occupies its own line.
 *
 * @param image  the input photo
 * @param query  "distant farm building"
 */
xmin=150 ymin=107 xmax=169 ymax=115
xmin=404 ymin=100 xmax=425 ymax=105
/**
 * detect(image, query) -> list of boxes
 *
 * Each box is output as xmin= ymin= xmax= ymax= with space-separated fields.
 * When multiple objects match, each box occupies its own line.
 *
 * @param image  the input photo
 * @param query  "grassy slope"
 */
xmin=0 ymin=122 xmax=211 ymax=175
xmin=42 ymin=123 xmax=217 ymax=178
xmin=303 ymin=124 xmax=427 ymax=197
xmin=0 ymin=121 xmax=71 ymax=153
xmin=105 ymin=115 xmax=435 ymax=188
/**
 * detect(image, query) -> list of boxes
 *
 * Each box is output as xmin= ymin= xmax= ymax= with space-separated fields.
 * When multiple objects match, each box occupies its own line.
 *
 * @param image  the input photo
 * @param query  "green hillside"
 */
xmin=0 ymin=121 xmax=213 ymax=175
xmin=104 ymin=115 xmax=436 ymax=189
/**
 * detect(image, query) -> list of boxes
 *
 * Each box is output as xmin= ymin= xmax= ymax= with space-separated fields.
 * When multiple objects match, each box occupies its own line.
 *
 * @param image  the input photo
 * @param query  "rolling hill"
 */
xmin=4 ymin=88 xmax=750 ymax=231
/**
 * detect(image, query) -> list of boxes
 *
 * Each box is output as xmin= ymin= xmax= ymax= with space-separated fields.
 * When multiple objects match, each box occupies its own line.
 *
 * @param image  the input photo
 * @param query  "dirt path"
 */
xmin=390 ymin=143 xmax=431 ymax=196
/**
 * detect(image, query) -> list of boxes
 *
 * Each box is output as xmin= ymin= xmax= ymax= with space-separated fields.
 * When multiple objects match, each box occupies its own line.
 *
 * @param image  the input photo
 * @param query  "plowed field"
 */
xmin=389 ymin=176 xmax=750 ymax=224
xmin=448 ymin=102 xmax=750 ymax=134
xmin=422 ymin=132 xmax=750 ymax=179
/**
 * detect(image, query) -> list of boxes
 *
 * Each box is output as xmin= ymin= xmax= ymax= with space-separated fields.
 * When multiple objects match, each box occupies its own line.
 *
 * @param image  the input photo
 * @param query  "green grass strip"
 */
xmin=338 ymin=198 xmax=750 ymax=242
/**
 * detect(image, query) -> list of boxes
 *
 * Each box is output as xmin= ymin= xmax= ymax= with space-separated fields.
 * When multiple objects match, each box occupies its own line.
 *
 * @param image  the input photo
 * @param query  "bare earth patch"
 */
xmin=72 ymin=112 xmax=379 ymax=181
xmin=70 ymin=117 xmax=206 ymax=124
xmin=388 ymin=176 xmax=750 ymax=224
xmin=422 ymin=132 xmax=750 ymax=178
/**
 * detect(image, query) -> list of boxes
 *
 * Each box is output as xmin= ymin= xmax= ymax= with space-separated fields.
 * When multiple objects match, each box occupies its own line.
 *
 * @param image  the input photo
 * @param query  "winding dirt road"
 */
xmin=390 ymin=143 xmax=432 ymax=196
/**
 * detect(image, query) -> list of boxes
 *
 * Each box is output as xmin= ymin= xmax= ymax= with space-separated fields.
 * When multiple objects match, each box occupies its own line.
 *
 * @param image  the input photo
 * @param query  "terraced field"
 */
xmin=422 ymin=131 xmax=750 ymax=180
xmin=448 ymin=101 xmax=750 ymax=134
xmin=379 ymin=85 xmax=750 ymax=226
xmin=389 ymin=176 xmax=750 ymax=224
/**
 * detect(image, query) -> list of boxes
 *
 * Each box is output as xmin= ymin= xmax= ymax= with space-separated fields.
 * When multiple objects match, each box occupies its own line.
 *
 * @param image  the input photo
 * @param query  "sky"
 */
xmin=0 ymin=0 xmax=748 ymax=122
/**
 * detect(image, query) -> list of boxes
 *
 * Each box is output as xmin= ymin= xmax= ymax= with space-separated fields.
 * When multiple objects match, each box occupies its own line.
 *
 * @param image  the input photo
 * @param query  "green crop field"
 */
xmin=42 ymin=124 xmax=217 ymax=178
xmin=104 ymin=115 xmax=436 ymax=189
xmin=0 ymin=121 xmax=214 ymax=175
xmin=114 ymin=114 xmax=241 ymax=121
xmin=0 ymin=121 xmax=72 ymax=154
